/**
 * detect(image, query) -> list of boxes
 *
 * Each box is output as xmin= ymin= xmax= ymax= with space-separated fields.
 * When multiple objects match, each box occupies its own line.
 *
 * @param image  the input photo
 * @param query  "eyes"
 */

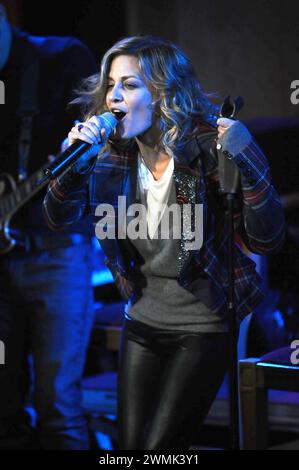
xmin=107 ymin=81 xmax=138 ymax=92
xmin=124 ymin=82 xmax=137 ymax=90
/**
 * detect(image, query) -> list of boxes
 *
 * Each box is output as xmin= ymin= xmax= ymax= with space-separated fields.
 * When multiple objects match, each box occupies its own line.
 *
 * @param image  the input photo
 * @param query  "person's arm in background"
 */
xmin=60 ymin=36 xmax=98 ymax=134
xmin=43 ymin=37 xmax=99 ymax=230
xmin=198 ymin=118 xmax=285 ymax=255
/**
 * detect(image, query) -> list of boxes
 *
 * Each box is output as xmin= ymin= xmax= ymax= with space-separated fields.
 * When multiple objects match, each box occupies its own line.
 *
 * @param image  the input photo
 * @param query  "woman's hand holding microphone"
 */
xmin=68 ymin=116 xmax=107 ymax=171
xmin=43 ymin=112 xmax=116 ymax=179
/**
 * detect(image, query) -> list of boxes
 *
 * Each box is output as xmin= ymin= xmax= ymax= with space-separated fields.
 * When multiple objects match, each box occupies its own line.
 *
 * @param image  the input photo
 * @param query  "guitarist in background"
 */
xmin=0 ymin=1 xmax=97 ymax=449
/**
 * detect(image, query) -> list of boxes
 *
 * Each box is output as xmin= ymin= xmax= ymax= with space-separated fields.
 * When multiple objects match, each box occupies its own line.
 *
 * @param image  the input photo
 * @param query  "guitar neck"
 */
xmin=0 ymin=164 xmax=49 ymax=222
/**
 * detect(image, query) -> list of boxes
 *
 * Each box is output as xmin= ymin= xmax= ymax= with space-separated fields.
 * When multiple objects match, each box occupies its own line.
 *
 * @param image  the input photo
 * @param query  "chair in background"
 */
xmin=239 ymin=346 xmax=299 ymax=449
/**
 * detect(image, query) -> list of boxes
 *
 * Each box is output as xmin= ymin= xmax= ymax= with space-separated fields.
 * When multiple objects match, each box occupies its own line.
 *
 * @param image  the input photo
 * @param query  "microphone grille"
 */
xmin=100 ymin=112 xmax=118 ymax=134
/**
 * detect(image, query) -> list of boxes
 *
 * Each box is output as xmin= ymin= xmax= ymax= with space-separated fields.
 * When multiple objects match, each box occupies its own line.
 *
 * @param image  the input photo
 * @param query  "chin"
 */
xmin=115 ymin=125 xmax=151 ymax=141
xmin=118 ymin=130 xmax=138 ymax=140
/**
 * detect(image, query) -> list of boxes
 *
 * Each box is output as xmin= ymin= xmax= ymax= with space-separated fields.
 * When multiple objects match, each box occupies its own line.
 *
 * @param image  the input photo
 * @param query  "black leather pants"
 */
xmin=118 ymin=318 xmax=230 ymax=450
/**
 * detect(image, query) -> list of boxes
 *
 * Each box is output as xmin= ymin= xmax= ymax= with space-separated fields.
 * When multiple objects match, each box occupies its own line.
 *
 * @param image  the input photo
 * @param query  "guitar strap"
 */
xmin=16 ymin=35 xmax=42 ymax=182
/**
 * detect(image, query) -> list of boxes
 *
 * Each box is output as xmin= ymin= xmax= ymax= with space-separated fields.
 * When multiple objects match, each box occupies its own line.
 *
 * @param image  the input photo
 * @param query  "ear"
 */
xmin=150 ymin=96 xmax=161 ymax=108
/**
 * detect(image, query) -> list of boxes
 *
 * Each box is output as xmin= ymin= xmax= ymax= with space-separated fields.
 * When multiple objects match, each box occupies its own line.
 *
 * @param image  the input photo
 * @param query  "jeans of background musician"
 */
xmin=0 ymin=243 xmax=94 ymax=450
xmin=118 ymin=318 xmax=230 ymax=450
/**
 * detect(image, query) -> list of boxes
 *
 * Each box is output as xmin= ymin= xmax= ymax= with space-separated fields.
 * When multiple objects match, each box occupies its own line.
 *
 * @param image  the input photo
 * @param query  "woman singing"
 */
xmin=43 ymin=36 xmax=285 ymax=449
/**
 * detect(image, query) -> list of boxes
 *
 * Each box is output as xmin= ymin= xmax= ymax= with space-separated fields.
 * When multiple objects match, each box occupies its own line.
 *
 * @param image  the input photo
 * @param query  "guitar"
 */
xmin=0 ymin=164 xmax=50 ymax=254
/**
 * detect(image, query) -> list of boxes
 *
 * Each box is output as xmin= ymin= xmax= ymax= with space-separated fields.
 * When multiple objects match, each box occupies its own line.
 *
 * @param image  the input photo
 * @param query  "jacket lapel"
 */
xmin=172 ymin=136 xmax=205 ymax=274
xmin=173 ymin=162 xmax=200 ymax=274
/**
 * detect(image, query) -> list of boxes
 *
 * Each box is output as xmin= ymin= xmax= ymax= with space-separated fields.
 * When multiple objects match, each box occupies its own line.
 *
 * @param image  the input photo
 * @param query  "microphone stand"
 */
xmin=217 ymin=95 xmax=244 ymax=450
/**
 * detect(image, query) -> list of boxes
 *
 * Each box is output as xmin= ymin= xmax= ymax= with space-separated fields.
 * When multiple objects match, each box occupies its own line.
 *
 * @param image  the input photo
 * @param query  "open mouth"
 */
xmin=111 ymin=109 xmax=127 ymax=121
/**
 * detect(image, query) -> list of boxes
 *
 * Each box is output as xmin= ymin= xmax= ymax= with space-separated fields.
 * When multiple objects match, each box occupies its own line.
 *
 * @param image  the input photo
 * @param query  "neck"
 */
xmin=135 ymin=121 xmax=171 ymax=170
xmin=0 ymin=20 xmax=12 ymax=71
xmin=136 ymin=139 xmax=170 ymax=167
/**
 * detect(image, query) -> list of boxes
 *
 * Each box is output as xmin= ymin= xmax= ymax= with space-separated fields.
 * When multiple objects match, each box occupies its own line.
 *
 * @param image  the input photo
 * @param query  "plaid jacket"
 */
xmin=43 ymin=121 xmax=285 ymax=322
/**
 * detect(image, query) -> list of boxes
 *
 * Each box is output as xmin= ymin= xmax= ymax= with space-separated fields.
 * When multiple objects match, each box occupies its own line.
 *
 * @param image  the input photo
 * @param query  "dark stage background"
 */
xmin=9 ymin=0 xmax=299 ymax=121
xmin=21 ymin=0 xmax=126 ymax=63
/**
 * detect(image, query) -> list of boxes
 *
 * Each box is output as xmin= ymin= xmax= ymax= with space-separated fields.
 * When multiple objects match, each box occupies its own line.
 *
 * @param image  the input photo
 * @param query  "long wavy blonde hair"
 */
xmin=72 ymin=35 xmax=219 ymax=156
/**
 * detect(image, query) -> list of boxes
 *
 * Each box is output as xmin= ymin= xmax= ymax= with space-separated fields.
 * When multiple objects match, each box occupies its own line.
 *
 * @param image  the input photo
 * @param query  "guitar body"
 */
xmin=0 ymin=158 xmax=51 ymax=256
xmin=0 ymin=173 xmax=18 ymax=254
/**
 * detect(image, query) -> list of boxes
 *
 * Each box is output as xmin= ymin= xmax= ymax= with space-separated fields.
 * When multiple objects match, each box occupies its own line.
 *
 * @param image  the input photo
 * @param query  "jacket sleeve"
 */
xmin=199 ymin=121 xmax=286 ymax=255
xmin=43 ymin=159 xmax=96 ymax=230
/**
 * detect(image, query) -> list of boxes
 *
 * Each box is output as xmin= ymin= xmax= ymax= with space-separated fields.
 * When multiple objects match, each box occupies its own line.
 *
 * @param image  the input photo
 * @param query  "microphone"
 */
xmin=43 ymin=112 xmax=118 ymax=180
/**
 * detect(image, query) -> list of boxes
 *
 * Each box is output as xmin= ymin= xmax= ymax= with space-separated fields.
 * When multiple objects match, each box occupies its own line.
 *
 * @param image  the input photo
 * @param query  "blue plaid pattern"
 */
xmin=43 ymin=121 xmax=285 ymax=322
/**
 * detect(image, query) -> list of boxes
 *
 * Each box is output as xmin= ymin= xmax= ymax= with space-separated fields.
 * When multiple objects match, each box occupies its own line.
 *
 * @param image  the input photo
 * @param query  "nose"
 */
xmin=109 ymin=83 xmax=123 ymax=103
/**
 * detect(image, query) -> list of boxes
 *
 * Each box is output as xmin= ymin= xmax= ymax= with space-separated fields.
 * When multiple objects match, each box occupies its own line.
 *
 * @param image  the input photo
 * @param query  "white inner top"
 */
xmin=137 ymin=153 xmax=174 ymax=239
